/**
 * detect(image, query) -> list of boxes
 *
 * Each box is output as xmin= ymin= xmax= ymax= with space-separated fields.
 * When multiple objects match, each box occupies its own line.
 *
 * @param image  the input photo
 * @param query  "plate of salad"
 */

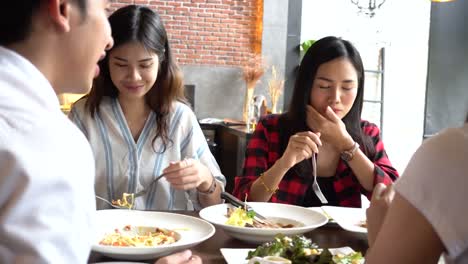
xmin=221 ymin=234 xmax=364 ymax=264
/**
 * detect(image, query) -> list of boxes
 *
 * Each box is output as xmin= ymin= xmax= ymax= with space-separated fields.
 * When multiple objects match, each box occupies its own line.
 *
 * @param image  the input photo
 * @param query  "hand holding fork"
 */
xmin=280 ymin=131 xmax=327 ymax=203
xmin=96 ymin=157 xmax=209 ymax=209
xmin=95 ymin=172 xmax=167 ymax=209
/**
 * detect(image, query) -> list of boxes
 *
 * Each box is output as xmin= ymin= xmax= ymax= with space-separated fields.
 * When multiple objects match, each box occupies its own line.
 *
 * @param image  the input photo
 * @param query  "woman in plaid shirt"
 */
xmin=233 ymin=36 xmax=399 ymax=207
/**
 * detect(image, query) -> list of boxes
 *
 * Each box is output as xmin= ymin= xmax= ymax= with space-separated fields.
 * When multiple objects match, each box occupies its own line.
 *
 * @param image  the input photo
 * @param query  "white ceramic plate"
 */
xmin=321 ymin=206 xmax=367 ymax=233
xmin=220 ymin=248 xmax=254 ymax=264
xmin=308 ymin=207 xmax=334 ymax=221
xmin=220 ymin=247 xmax=360 ymax=264
xmin=199 ymin=202 xmax=328 ymax=243
xmin=92 ymin=210 xmax=215 ymax=260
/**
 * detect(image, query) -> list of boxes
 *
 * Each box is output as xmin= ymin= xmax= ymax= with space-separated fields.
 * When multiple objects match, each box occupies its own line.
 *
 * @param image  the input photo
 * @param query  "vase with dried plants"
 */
xmin=241 ymin=54 xmax=265 ymax=126
xmin=267 ymin=66 xmax=285 ymax=114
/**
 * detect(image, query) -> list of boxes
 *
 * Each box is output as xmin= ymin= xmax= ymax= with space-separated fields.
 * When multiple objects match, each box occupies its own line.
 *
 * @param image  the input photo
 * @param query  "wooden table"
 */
xmin=89 ymin=211 xmax=368 ymax=264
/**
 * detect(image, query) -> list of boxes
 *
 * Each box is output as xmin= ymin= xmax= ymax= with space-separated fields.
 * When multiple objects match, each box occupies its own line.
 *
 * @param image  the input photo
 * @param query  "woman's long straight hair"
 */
xmin=84 ymin=5 xmax=185 ymax=152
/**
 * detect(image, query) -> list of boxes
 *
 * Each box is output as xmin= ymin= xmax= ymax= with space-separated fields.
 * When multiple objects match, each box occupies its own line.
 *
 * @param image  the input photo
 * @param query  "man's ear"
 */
xmin=47 ymin=0 xmax=72 ymax=32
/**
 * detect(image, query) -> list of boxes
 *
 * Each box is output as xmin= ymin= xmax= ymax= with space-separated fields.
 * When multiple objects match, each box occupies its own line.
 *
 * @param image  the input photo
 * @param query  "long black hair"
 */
xmin=0 ymin=0 xmax=87 ymax=46
xmin=284 ymin=36 xmax=375 ymax=157
xmin=85 ymin=5 xmax=185 ymax=151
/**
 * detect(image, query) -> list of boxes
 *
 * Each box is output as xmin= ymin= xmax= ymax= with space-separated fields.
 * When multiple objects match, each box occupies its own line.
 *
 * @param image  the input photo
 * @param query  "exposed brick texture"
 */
xmin=109 ymin=0 xmax=263 ymax=66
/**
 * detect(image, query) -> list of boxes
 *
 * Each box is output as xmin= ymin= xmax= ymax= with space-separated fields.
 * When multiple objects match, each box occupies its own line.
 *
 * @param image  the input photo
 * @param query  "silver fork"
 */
xmin=312 ymin=153 xmax=328 ymax=204
xmin=134 ymin=172 xmax=167 ymax=198
xmin=95 ymin=172 xmax=167 ymax=209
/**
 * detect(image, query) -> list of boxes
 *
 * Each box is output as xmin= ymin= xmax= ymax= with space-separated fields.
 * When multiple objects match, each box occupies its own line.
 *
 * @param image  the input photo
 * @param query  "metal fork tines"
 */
xmin=312 ymin=153 xmax=328 ymax=204
xmin=95 ymin=173 xmax=166 ymax=209
xmin=133 ymin=172 xmax=166 ymax=198
xmin=95 ymin=195 xmax=129 ymax=209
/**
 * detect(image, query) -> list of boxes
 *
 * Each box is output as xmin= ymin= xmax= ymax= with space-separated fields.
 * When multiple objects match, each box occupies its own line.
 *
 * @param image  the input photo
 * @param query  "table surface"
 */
xmin=89 ymin=211 xmax=368 ymax=264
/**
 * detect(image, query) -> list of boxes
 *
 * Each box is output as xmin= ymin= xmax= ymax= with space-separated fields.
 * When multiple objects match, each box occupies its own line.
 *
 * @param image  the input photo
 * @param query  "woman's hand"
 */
xmin=278 ymin=131 xmax=322 ymax=170
xmin=366 ymin=183 xmax=395 ymax=246
xmin=163 ymin=158 xmax=212 ymax=191
xmin=154 ymin=249 xmax=202 ymax=264
xmin=306 ymin=105 xmax=354 ymax=152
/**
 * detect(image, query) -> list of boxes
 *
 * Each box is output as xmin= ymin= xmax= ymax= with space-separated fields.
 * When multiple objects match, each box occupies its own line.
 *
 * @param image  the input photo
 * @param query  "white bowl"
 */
xmin=92 ymin=210 xmax=215 ymax=260
xmin=199 ymin=202 xmax=328 ymax=243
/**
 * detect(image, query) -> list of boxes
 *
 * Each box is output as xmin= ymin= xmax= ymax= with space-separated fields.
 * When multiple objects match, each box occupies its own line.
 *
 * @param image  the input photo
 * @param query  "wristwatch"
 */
xmin=340 ymin=142 xmax=360 ymax=162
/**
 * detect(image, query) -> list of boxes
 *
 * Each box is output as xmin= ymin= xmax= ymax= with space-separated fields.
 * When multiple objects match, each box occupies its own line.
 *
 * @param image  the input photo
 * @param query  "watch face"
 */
xmin=341 ymin=142 xmax=359 ymax=161
xmin=341 ymin=152 xmax=352 ymax=161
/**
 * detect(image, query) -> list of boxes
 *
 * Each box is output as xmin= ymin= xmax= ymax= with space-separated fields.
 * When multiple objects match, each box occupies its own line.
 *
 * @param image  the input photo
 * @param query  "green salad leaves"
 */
xmin=247 ymin=234 xmax=364 ymax=264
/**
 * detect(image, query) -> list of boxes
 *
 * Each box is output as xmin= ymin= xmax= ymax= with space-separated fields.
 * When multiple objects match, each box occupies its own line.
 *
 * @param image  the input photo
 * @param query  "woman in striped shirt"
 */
xmin=70 ymin=5 xmax=225 ymax=210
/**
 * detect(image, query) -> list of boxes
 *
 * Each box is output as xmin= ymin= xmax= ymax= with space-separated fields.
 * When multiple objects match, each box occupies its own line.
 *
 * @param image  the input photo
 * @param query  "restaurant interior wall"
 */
xmin=301 ymin=0 xmax=431 ymax=173
xmin=108 ymin=0 xmax=288 ymax=120
xmin=424 ymin=0 xmax=468 ymax=138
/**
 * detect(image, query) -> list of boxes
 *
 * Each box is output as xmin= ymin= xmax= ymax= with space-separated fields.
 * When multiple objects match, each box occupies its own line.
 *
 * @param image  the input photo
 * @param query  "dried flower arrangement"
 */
xmin=267 ymin=66 xmax=285 ymax=114
xmin=241 ymin=54 xmax=265 ymax=123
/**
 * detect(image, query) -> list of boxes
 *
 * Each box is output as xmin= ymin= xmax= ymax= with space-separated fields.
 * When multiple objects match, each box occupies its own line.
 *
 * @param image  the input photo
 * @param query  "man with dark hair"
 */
xmin=0 ymin=1 xmax=203 ymax=263
xmin=0 ymin=0 xmax=113 ymax=262
xmin=0 ymin=0 xmax=88 ymax=46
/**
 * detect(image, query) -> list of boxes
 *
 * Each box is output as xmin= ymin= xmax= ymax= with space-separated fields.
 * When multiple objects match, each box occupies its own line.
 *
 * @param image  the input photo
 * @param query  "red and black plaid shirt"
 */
xmin=232 ymin=114 xmax=399 ymax=208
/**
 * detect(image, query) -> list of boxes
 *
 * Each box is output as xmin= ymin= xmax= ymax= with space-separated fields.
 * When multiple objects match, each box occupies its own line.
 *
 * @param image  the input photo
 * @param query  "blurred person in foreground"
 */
xmin=366 ymin=114 xmax=468 ymax=263
xmin=0 ymin=0 xmax=113 ymax=262
xmin=0 ymin=1 xmax=200 ymax=263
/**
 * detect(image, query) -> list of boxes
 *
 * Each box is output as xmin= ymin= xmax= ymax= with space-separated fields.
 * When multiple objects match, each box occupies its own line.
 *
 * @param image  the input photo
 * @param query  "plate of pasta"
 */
xmin=92 ymin=210 xmax=215 ymax=260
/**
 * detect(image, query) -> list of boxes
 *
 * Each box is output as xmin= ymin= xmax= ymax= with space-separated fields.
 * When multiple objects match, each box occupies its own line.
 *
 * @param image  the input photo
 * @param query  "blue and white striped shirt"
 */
xmin=71 ymin=97 xmax=225 ymax=210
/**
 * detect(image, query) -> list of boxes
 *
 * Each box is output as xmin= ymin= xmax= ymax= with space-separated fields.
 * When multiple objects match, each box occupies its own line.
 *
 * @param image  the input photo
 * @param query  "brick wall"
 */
xmin=109 ymin=0 xmax=263 ymax=66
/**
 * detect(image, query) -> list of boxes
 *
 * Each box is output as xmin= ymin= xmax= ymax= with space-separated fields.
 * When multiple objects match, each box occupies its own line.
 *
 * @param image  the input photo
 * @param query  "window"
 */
xmin=362 ymin=47 xmax=385 ymax=137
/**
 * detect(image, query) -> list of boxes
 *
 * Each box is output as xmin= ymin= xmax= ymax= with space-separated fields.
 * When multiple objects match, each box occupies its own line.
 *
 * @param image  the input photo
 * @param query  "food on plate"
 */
xmin=225 ymin=207 xmax=254 ymax=227
xmin=112 ymin=192 xmax=135 ymax=209
xmin=331 ymin=251 xmax=364 ymax=264
xmin=226 ymin=207 xmax=301 ymax=228
xmin=225 ymin=207 xmax=297 ymax=228
xmin=99 ymin=225 xmax=178 ymax=247
xmin=247 ymin=234 xmax=364 ymax=264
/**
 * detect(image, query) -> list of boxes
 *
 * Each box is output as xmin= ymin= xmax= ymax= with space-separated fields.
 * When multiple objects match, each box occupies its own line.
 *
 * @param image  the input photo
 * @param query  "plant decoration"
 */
xmin=300 ymin=39 xmax=316 ymax=61
xmin=241 ymin=54 xmax=265 ymax=123
xmin=267 ymin=66 xmax=285 ymax=114
xmin=300 ymin=39 xmax=316 ymax=54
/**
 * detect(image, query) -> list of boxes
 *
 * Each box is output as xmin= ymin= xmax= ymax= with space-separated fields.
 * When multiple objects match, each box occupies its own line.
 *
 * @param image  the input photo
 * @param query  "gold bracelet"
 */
xmin=258 ymin=173 xmax=278 ymax=194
